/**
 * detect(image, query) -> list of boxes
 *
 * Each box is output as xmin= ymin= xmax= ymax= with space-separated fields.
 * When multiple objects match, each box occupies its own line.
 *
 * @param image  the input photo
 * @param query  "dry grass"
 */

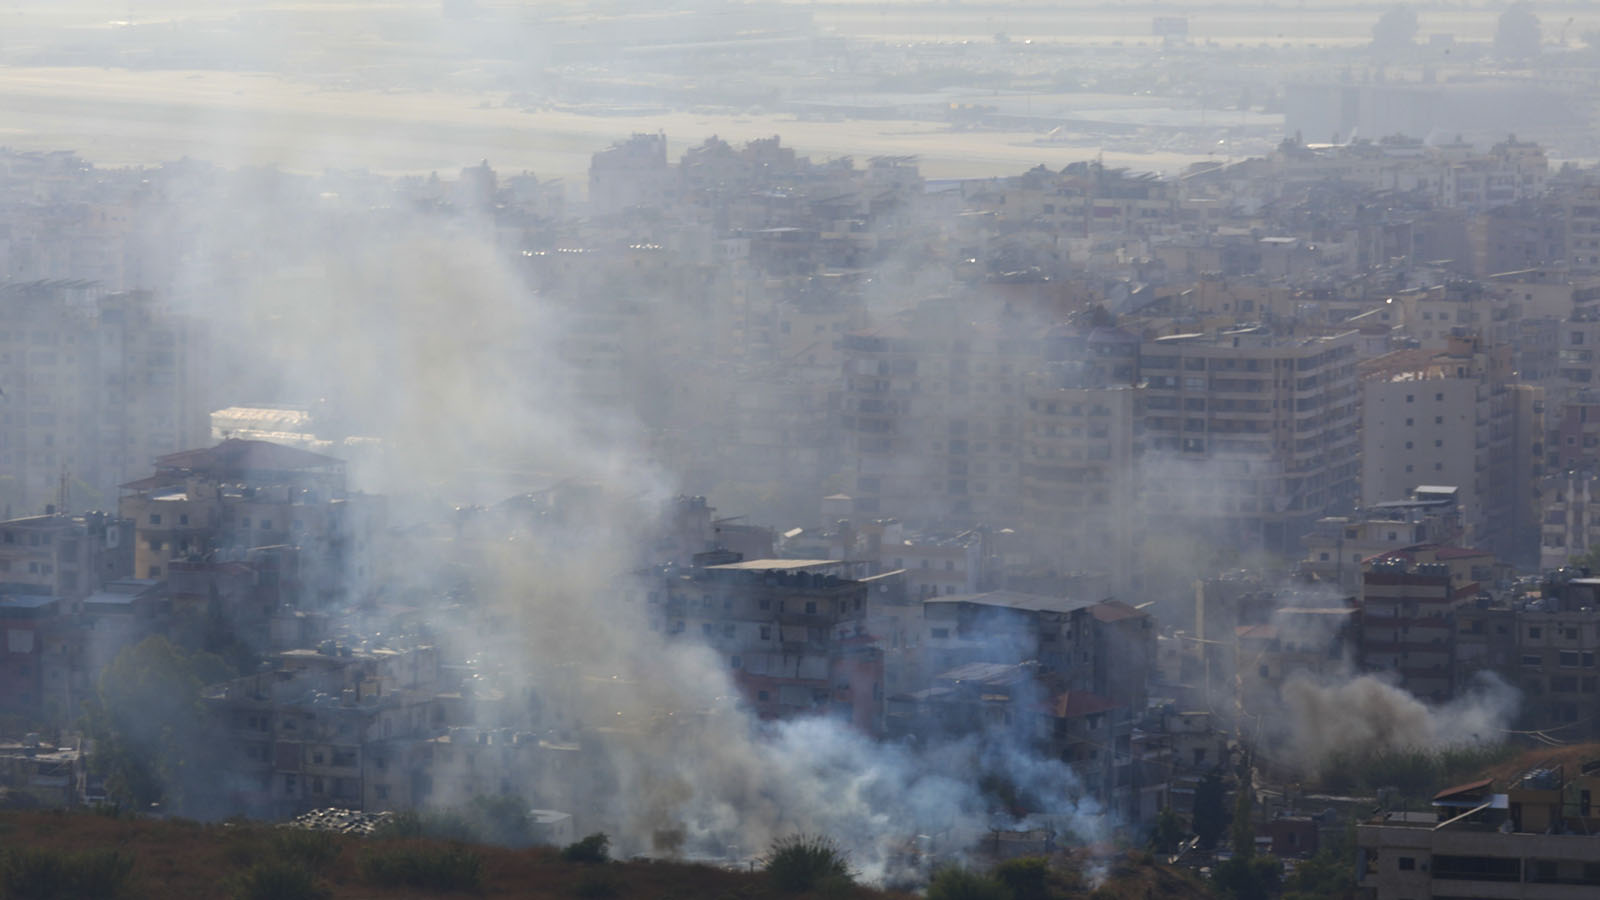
xmin=0 ymin=810 xmax=899 ymax=900
xmin=0 ymin=811 xmax=1212 ymax=900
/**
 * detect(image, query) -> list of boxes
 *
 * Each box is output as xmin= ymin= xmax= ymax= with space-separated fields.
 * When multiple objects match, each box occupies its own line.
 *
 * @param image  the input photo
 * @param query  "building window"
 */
xmin=730 ymin=655 xmax=742 ymax=669
xmin=931 ymin=628 xmax=950 ymax=639
xmin=1406 ymin=394 xmax=1414 ymax=403
xmin=1531 ymin=627 xmax=1543 ymax=639
xmin=149 ymin=514 xmax=161 ymax=525
xmin=1398 ymin=857 xmax=1415 ymax=871
xmin=760 ymin=626 xmax=771 ymax=640
xmin=1435 ymin=416 xmax=1444 ymax=424
xmin=757 ymin=690 xmax=770 ymax=702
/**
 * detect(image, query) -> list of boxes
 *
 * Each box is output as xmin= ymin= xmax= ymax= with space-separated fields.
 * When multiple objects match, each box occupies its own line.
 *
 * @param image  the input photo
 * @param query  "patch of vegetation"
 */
xmin=368 ymin=796 xmax=535 ymax=846
xmin=1316 ymin=743 xmax=1520 ymax=798
xmin=270 ymin=829 xmax=341 ymax=872
xmin=229 ymin=860 xmax=329 ymax=900
xmin=763 ymin=835 xmax=852 ymax=894
xmin=1282 ymin=821 xmax=1357 ymax=900
xmin=925 ymin=865 xmax=1011 ymax=900
xmin=560 ymin=833 xmax=611 ymax=865
xmin=358 ymin=846 xmax=483 ymax=892
xmin=1211 ymin=855 xmax=1282 ymax=900
xmin=0 ymin=847 xmax=135 ymax=900
xmin=993 ymin=856 xmax=1083 ymax=900
xmin=571 ymin=869 xmax=620 ymax=899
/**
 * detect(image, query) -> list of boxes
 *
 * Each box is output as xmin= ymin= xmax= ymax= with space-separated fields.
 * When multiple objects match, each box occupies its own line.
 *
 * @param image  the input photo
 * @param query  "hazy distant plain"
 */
xmin=2 ymin=0 xmax=1598 ymax=181
xmin=0 ymin=66 xmax=1219 ymax=180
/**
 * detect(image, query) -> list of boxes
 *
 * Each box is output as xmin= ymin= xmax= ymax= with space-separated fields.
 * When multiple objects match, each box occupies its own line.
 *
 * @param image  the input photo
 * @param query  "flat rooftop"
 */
xmin=704 ymin=558 xmax=845 ymax=572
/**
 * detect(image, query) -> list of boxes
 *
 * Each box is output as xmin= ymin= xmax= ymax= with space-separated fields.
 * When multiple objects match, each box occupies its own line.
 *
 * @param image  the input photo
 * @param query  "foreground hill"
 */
xmin=0 ymin=809 xmax=1211 ymax=900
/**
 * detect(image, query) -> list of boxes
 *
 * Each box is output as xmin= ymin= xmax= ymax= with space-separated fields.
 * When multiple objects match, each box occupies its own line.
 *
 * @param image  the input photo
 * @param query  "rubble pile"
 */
xmin=285 ymin=807 xmax=394 ymax=834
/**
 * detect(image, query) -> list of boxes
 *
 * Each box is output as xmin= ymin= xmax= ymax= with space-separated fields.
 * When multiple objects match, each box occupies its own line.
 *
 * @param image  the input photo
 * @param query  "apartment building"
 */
xmin=653 ymin=557 xmax=887 ymax=732
xmin=0 ymin=511 xmax=132 ymax=602
xmin=118 ymin=439 xmax=384 ymax=608
xmin=0 ymin=284 xmax=207 ymax=518
xmin=1021 ymin=327 xmax=1143 ymax=594
xmin=0 ymin=588 xmax=59 ymax=714
xmin=1300 ymin=493 xmax=1464 ymax=590
xmin=1138 ymin=326 xmax=1360 ymax=554
xmin=202 ymin=645 xmax=450 ymax=819
xmin=1361 ymin=339 xmax=1544 ymax=562
xmin=1357 ymin=764 xmax=1600 ymax=900
xmin=1453 ymin=575 xmax=1600 ymax=738
xmin=1358 ymin=557 xmax=1478 ymax=702
xmin=837 ymin=299 xmax=1036 ymax=525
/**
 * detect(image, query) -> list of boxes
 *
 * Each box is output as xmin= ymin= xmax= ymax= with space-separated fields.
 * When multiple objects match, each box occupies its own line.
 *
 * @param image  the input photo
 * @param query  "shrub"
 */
xmin=358 ymin=846 xmax=483 ymax=892
xmin=561 ymin=833 xmax=611 ymax=864
xmin=571 ymin=869 xmax=620 ymax=898
xmin=370 ymin=810 xmax=480 ymax=844
xmin=925 ymin=865 xmax=1012 ymax=900
xmin=0 ymin=847 xmax=135 ymax=899
xmin=371 ymin=810 xmax=424 ymax=840
xmin=271 ymin=829 xmax=341 ymax=871
xmin=993 ymin=857 xmax=1050 ymax=900
xmin=229 ymin=860 xmax=329 ymax=900
xmin=763 ymin=834 xmax=852 ymax=894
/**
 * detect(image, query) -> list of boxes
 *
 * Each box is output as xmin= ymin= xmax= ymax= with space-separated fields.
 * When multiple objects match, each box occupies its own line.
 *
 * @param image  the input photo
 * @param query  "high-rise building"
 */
xmin=1361 ymin=336 xmax=1543 ymax=563
xmin=1020 ymin=326 xmax=1143 ymax=593
xmin=0 ymin=284 xmax=208 ymax=518
xmin=1137 ymin=326 xmax=1361 ymax=554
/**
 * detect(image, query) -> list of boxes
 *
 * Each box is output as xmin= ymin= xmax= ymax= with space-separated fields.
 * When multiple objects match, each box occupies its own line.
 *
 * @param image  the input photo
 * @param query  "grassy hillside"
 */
xmin=0 ymin=809 xmax=1213 ymax=900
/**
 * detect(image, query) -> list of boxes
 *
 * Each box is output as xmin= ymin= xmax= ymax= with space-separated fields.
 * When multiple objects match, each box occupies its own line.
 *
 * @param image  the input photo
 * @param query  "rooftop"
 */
xmin=926 ymin=590 xmax=1095 ymax=614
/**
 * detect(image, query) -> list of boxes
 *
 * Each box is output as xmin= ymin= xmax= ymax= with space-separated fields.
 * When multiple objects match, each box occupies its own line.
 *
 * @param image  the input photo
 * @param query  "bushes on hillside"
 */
xmin=229 ymin=860 xmax=329 ymax=900
xmin=763 ymin=834 xmax=853 ymax=894
xmin=358 ymin=846 xmax=484 ymax=892
xmin=925 ymin=865 xmax=1012 ymax=900
xmin=561 ymin=833 xmax=611 ymax=864
xmin=0 ymin=847 xmax=134 ymax=900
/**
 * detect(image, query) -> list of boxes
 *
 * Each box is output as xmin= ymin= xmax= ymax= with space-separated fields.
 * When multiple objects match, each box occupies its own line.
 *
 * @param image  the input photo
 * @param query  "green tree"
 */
xmin=1147 ymin=805 xmax=1185 ymax=855
xmin=83 ymin=636 xmax=230 ymax=812
xmin=1232 ymin=782 xmax=1256 ymax=860
xmin=763 ymin=835 xmax=851 ymax=893
xmin=1283 ymin=821 xmax=1358 ymax=900
xmin=1212 ymin=855 xmax=1282 ymax=900
xmin=1192 ymin=773 xmax=1227 ymax=850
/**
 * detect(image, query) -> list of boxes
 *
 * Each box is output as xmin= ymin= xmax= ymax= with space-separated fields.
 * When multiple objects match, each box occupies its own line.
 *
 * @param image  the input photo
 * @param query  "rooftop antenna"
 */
xmin=57 ymin=465 xmax=67 ymax=516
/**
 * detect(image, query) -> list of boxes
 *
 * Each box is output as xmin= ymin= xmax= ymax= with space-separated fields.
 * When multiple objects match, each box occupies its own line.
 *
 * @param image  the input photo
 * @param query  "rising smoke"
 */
xmin=156 ymin=159 xmax=1109 ymax=881
xmin=1278 ymin=672 xmax=1520 ymax=774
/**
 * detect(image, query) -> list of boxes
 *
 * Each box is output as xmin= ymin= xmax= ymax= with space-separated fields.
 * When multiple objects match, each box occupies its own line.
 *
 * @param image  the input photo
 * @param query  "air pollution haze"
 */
xmin=169 ymin=165 xmax=1107 ymax=879
xmin=3 ymin=0 xmax=1593 ymax=892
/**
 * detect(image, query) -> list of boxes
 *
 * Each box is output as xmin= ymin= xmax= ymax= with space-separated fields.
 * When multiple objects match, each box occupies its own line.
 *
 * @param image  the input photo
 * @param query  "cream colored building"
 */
xmin=1137 ymin=326 xmax=1361 ymax=554
xmin=1360 ymin=339 xmax=1543 ymax=562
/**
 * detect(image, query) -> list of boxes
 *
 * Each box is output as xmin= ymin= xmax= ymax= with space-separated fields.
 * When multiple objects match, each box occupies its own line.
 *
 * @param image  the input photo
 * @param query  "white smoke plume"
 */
xmin=142 ymin=159 xmax=1111 ymax=882
xmin=1278 ymin=671 xmax=1520 ymax=772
